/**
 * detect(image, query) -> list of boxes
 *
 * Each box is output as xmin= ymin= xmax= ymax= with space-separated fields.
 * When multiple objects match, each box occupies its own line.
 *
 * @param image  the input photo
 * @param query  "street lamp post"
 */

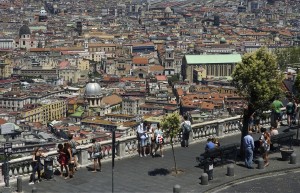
xmin=112 ymin=128 xmax=116 ymax=193
xmin=3 ymin=142 xmax=12 ymax=187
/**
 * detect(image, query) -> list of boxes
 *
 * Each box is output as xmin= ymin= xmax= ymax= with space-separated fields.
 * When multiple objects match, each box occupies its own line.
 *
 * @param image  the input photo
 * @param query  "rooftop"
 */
xmin=185 ymin=54 xmax=242 ymax=64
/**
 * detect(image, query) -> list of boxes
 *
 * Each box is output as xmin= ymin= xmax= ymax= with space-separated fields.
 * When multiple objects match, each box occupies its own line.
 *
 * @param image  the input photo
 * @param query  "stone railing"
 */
xmin=0 ymin=108 xmax=287 ymax=185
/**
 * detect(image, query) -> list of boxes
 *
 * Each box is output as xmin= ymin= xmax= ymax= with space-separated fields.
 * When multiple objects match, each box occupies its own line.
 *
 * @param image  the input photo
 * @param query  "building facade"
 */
xmin=182 ymin=54 xmax=242 ymax=83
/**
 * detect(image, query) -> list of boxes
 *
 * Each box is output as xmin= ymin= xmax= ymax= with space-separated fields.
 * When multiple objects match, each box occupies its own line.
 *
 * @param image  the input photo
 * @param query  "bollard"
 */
xmin=17 ymin=176 xmax=22 ymax=193
xmin=290 ymin=153 xmax=297 ymax=164
xmin=32 ymin=187 xmax=37 ymax=193
xmin=227 ymin=164 xmax=234 ymax=176
xmin=201 ymin=173 xmax=208 ymax=185
xmin=173 ymin=184 xmax=181 ymax=193
xmin=257 ymin=157 xmax=264 ymax=169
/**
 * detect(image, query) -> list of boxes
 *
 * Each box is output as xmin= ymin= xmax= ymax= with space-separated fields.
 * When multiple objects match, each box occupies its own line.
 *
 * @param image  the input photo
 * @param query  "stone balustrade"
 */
xmin=0 ymin=109 xmax=286 ymax=185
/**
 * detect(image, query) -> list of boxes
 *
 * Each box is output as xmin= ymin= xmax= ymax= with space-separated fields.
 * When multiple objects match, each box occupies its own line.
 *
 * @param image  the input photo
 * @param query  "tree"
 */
xmin=294 ymin=73 xmax=300 ymax=102
xmin=275 ymin=47 xmax=300 ymax=70
xmin=161 ymin=112 xmax=181 ymax=174
xmin=232 ymin=47 xmax=283 ymax=156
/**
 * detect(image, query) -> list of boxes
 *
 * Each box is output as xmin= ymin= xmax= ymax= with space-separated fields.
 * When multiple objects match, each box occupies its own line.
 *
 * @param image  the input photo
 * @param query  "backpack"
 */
xmin=182 ymin=122 xmax=192 ymax=133
xmin=94 ymin=143 xmax=101 ymax=153
xmin=155 ymin=130 xmax=164 ymax=144
xmin=69 ymin=140 xmax=77 ymax=155
xmin=286 ymin=103 xmax=294 ymax=114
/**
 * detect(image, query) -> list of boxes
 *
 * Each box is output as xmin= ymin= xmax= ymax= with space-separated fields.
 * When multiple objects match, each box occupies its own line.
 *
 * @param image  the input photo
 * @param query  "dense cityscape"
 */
xmin=0 ymin=0 xmax=300 ymax=192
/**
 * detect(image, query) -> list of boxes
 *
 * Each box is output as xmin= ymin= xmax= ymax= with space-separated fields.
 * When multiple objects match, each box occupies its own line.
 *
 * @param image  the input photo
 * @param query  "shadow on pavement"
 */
xmin=148 ymin=168 xmax=170 ymax=176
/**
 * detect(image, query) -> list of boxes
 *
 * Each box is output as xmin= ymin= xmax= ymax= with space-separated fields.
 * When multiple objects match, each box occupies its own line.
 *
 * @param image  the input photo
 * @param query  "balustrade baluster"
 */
xmin=23 ymin=164 xmax=28 ymax=176
xmin=9 ymin=168 xmax=13 ymax=178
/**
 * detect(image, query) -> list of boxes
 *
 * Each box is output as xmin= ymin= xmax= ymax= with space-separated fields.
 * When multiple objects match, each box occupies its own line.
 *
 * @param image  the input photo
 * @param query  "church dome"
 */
xmin=165 ymin=7 xmax=172 ymax=13
xmin=85 ymin=80 xmax=102 ymax=97
xmin=19 ymin=24 xmax=31 ymax=38
xmin=274 ymin=36 xmax=280 ymax=42
xmin=220 ymin=37 xmax=226 ymax=44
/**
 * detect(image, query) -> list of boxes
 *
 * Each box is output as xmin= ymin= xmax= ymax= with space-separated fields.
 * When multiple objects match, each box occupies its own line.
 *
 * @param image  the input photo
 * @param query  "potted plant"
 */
xmin=279 ymin=147 xmax=294 ymax=161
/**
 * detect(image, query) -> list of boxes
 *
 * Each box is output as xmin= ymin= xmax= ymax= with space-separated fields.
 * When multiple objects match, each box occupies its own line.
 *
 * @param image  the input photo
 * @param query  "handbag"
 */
xmin=93 ymin=152 xmax=103 ymax=159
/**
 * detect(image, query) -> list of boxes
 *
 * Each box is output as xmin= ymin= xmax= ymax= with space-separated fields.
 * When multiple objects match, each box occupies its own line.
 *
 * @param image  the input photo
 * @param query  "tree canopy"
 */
xmin=232 ymin=47 xmax=284 ymax=156
xmin=294 ymin=73 xmax=300 ymax=102
xmin=275 ymin=46 xmax=300 ymax=70
xmin=232 ymin=47 xmax=283 ymax=112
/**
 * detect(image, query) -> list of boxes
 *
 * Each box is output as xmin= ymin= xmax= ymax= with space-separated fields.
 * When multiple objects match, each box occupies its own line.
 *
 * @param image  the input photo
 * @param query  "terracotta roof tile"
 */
xmin=132 ymin=57 xmax=148 ymax=65
xmin=102 ymin=94 xmax=122 ymax=106
xmin=149 ymin=65 xmax=164 ymax=72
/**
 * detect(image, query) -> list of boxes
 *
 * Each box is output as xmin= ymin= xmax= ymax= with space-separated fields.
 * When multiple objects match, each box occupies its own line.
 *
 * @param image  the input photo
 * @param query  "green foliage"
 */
xmin=294 ymin=73 xmax=300 ymax=101
xmin=168 ymin=74 xmax=180 ymax=85
xmin=160 ymin=112 xmax=181 ymax=174
xmin=161 ymin=112 xmax=181 ymax=142
xmin=275 ymin=47 xmax=300 ymax=70
xmin=232 ymin=47 xmax=283 ymax=112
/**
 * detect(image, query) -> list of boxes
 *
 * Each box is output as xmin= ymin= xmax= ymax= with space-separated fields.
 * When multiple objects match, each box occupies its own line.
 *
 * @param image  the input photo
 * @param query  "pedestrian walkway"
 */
xmin=1 ymin=125 xmax=300 ymax=193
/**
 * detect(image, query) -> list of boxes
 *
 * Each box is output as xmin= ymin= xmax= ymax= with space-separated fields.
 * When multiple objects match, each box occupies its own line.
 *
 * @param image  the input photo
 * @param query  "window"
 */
xmin=23 ymin=41 xmax=25 ymax=45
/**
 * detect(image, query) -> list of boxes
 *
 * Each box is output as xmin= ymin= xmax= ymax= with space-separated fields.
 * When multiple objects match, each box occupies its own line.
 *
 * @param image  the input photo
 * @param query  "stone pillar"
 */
xmin=17 ymin=176 xmax=22 ymax=192
xmin=201 ymin=173 xmax=208 ymax=185
xmin=227 ymin=164 xmax=234 ymax=176
xmin=189 ymin=128 xmax=194 ymax=141
xmin=216 ymin=120 xmax=224 ymax=137
xmin=173 ymin=184 xmax=181 ymax=193
xmin=117 ymin=140 xmax=126 ymax=158
xmin=257 ymin=157 xmax=264 ymax=169
xmin=290 ymin=153 xmax=297 ymax=164
xmin=77 ymin=149 xmax=90 ymax=166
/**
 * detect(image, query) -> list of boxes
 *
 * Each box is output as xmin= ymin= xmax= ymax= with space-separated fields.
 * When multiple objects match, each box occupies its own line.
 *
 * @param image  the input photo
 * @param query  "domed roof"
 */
xmin=212 ymin=29 xmax=219 ymax=35
xmin=188 ymin=43 xmax=194 ymax=48
xmin=19 ymin=24 xmax=31 ymax=38
xmin=85 ymin=80 xmax=102 ymax=97
xmin=220 ymin=37 xmax=226 ymax=44
xmin=165 ymin=7 xmax=172 ymax=13
xmin=274 ymin=36 xmax=280 ymax=42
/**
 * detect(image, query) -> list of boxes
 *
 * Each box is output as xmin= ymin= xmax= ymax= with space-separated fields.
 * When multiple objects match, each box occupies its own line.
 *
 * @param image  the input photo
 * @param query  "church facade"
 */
xmin=182 ymin=54 xmax=242 ymax=83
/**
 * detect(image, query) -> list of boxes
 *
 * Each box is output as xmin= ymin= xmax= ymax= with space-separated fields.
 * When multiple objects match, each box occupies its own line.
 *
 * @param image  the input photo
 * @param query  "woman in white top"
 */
xmin=154 ymin=123 xmax=164 ymax=157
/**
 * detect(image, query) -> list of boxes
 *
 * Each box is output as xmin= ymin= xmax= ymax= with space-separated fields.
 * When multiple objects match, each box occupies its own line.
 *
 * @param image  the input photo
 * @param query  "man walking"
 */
xmin=244 ymin=131 xmax=255 ymax=169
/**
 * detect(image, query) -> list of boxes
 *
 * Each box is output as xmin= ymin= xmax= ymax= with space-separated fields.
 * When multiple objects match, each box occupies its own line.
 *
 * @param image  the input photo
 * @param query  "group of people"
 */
xmin=137 ymin=121 xmax=165 ymax=157
xmin=272 ymin=97 xmax=298 ymax=128
xmin=248 ymin=96 xmax=298 ymax=134
xmin=29 ymin=134 xmax=83 ymax=184
xmin=136 ymin=115 xmax=192 ymax=158
xmin=244 ymin=126 xmax=279 ymax=169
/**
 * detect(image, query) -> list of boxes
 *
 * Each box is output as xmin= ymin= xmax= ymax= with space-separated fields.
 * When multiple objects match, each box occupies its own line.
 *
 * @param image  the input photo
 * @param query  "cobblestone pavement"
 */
xmin=1 ymin=125 xmax=300 ymax=193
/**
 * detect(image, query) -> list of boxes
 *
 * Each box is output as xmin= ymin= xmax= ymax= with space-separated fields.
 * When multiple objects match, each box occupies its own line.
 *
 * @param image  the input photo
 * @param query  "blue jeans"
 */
xmin=245 ymin=148 xmax=253 ymax=168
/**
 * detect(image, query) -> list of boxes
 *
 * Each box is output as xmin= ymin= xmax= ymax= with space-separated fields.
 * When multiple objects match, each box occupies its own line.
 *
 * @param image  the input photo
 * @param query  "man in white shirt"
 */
xmin=137 ymin=121 xmax=147 ymax=157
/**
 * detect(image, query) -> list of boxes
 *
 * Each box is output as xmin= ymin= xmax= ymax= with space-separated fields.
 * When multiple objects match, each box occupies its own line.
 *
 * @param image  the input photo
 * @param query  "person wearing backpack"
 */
xmin=286 ymin=98 xmax=296 ymax=127
xmin=91 ymin=138 xmax=102 ymax=172
xmin=68 ymin=134 xmax=79 ymax=171
xmin=181 ymin=115 xmax=192 ymax=148
xmin=154 ymin=123 xmax=164 ymax=157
